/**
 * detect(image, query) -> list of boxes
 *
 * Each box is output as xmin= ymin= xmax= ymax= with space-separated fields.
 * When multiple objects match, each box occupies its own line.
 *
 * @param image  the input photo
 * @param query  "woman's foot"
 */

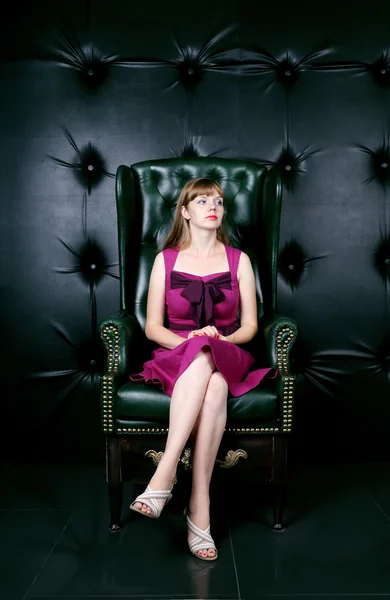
xmin=187 ymin=500 xmax=217 ymax=559
xmin=131 ymin=468 xmax=176 ymax=517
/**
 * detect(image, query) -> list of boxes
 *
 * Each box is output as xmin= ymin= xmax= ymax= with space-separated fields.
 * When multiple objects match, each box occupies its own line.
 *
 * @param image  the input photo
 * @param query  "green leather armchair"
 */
xmin=100 ymin=158 xmax=298 ymax=532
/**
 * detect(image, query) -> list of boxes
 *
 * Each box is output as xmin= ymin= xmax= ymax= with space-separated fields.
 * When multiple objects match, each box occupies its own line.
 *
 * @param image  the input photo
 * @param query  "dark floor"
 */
xmin=1 ymin=461 xmax=390 ymax=600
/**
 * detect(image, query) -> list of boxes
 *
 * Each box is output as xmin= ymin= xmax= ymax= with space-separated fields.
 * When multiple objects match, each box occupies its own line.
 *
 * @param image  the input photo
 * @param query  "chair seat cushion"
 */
xmin=116 ymin=381 xmax=278 ymax=422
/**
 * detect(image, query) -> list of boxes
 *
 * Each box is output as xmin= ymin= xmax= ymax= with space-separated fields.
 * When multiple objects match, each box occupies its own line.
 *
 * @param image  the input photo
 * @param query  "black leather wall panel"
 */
xmin=1 ymin=0 xmax=390 ymax=460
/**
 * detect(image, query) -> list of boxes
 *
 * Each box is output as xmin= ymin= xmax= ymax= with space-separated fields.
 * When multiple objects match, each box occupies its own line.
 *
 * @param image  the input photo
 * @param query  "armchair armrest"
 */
xmin=261 ymin=315 xmax=298 ymax=376
xmin=260 ymin=314 xmax=298 ymax=434
xmin=99 ymin=312 xmax=143 ymax=434
xmin=100 ymin=312 xmax=143 ymax=379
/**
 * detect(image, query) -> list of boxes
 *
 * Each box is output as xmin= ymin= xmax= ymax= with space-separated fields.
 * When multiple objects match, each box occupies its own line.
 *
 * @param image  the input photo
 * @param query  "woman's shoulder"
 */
xmin=160 ymin=246 xmax=179 ymax=255
xmin=151 ymin=251 xmax=165 ymax=272
xmin=225 ymin=244 xmax=244 ymax=260
xmin=237 ymin=251 xmax=254 ymax=281
xmin=225 ymin=245 xmax=253 ymax=278
xmin=156 ymin=247 xmax=177 ymax=259
xmin=158 ymin=247 xmax=179 ymax=274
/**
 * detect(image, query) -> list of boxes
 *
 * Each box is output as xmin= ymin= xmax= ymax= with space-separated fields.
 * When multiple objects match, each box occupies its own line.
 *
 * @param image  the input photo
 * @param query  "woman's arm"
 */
xmin=224 ymin=252 xmax=258 ymax=345
xmin=145 ymin=252 xmax=186 ymax=350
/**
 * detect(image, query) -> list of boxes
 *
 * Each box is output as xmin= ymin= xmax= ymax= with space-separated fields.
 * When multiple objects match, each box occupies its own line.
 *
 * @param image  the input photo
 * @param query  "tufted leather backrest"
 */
xmin=115 ymin=158 xmax=282 ymax=329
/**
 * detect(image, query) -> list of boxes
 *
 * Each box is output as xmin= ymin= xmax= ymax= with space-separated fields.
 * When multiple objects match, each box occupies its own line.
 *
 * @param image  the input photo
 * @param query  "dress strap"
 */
xmin=225 ymin=244 xmax=241 ymax=281
xmin=162 ymin=247 xmax=178 ymax=289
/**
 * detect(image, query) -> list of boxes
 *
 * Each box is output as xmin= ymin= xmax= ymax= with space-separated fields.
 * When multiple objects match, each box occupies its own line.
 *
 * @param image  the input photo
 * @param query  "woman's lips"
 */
xmin=206 ymin=216 xmax=217 ymax=220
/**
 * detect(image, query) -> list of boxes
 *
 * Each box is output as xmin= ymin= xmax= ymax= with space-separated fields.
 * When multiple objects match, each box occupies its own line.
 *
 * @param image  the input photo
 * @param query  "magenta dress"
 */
xmin=130 ymin=244 xmax=276 ymax=397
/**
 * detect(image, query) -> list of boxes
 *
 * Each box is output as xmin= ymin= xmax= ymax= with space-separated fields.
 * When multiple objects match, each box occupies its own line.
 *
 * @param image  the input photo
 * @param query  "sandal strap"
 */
xmin=131 ymin=485 xmax=172 ymax=517
xmin=186 ymin=515 xmax=216 ymax=553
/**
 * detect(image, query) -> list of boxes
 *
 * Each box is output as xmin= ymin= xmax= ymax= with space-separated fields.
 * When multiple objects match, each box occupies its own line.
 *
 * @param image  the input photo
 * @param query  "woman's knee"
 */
xmin=191 ymin=348 xmax=216 ymax=371
xmin=204 ymin=372 xmax=228 ymax=405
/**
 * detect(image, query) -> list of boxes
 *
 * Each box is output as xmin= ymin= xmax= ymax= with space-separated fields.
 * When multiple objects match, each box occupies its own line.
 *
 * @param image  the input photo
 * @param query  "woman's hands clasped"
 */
xmin=187 ymin=326 xmax=228 ymax=341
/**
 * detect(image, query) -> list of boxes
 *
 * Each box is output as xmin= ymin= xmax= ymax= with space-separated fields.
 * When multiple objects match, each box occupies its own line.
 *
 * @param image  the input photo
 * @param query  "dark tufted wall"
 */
xmin=2 ymin=0 xmax=390 ymax=462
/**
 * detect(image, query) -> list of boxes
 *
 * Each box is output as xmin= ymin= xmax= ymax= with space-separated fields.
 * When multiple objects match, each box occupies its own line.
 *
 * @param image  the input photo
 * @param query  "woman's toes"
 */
xmin=209 ymin=549 xmax=215 ymax=557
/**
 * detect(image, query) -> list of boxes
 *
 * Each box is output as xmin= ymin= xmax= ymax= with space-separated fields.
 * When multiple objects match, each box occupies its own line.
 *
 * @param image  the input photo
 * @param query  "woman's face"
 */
xmin=181 ymin=190 xmax=224 ymax=231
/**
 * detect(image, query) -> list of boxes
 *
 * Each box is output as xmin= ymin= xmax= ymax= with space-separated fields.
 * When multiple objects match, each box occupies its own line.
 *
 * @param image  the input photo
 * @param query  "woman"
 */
xmin=129 ymin=177 xmax=276 ymax=561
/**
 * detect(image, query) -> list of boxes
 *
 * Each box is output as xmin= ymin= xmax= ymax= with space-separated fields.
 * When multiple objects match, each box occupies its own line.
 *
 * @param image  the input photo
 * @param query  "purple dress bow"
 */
xmin=171 ymin=272 xmax=232 ymax=329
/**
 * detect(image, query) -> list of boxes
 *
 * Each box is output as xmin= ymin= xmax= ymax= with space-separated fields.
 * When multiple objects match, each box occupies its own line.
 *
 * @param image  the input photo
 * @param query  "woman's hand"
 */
xmin=217 ymin=335 xmax=229 ymax=342
xmin=188 ymin=326 xmax=220 ymax=339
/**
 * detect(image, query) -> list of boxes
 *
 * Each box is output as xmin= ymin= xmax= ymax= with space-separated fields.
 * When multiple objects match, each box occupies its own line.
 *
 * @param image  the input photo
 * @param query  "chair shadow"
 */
xmin=223 ymin=461 xmax=365 ymax=532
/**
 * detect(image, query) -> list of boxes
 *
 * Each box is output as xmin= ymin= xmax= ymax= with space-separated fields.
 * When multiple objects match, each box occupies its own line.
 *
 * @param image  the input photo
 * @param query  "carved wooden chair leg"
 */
xmin=272 ymin=436 xmax=288 ymax=531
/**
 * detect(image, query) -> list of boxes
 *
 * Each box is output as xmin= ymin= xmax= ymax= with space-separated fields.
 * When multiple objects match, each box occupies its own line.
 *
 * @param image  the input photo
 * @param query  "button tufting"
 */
xmin=53 ymin=34 xmax=118 ymax=90
xmin=55 ymin=237 xmax=120 ymax=284
xmin=274 ymin=54 xmax=300 ymax=87
xmin=374 ymin=237 xmax=390 ymax=279
xmin=273 ymin=144 xmax=310 ymax=191
xmin=172 ymin=138 xmax=202 ymax=159
xmin=369 ymin=52 xmax=390 ymax=86
xmin=50 ymin=129 xmax=113 ymax=193
xmin=173 ymin=27 xmax=235 ymax=88
xmin=51 ymin=323 xmax=105 ymax=377
xmin=377 ymin=337 xmax=390 ymax=372
xmin=206 ymin=168 xmax=223 ymax=182
xmin=177 ymin=60 xmax=203 ymax=88
xmin=279 ymin=241 xmax=306 ymax=289
xmin=359 ymin=142 xmax=390 ymax=185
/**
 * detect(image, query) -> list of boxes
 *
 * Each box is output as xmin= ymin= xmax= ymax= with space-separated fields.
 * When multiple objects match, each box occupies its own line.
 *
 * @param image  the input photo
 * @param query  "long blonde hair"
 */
xmin=162 ymin=178 xmax=230 ymax=250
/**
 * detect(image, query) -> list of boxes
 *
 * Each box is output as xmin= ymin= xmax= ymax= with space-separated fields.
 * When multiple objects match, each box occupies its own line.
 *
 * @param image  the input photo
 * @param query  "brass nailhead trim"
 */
xmin=102 ymin=325 xmax=120 ymax=374
xmin=101 ymin=372 xmax=115 ymax=434
xmin=101 ymin=324 xmax=122 ymax=433
xmin=225 ymin=427 xmax=279 ymax=433
xmin=282 ymin=375 xmax=295 ymax=433
xmin=116 ymin=428 xmax=169 ymax=434
xmin=114 ymin=426 xmax=280 ymax=435
xmin=276 ymin=327 xmax=295 ymax=374
xmin=275 ymin=326 xmax=296 ymax=433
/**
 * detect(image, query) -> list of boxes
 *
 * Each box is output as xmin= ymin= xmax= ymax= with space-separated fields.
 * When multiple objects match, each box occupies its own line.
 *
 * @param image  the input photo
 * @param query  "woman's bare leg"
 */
xmin=188 ymin=371 xmax=228 ymax=557
xmin=134 ymin=349 xmax=215 ymax=513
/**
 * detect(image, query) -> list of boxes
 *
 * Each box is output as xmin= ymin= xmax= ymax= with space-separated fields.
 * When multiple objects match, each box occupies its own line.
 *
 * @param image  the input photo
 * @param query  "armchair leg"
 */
xmin=106 ymin=435 xmax=123 ymax=533
xmin=272 ymin=436 xmax=288 ymax=532
xmin=108 ymin=482 xmax=123 ymax=533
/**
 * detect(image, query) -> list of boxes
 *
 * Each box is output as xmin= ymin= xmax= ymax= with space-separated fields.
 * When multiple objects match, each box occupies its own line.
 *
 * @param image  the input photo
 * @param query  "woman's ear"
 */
xmin=181 ymin=205 xmax=190 ymax=220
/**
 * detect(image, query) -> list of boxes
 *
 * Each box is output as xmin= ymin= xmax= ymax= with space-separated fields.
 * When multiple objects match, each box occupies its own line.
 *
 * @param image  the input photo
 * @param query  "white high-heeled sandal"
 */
xmin=186 ymin=512 xmax=218 ymax=561
xmin=130 ymin=485 xmax=172 ymax=519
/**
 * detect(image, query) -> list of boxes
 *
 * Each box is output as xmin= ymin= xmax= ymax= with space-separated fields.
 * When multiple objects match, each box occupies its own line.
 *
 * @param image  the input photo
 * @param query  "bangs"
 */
xmin=187 ymin=178 xmax=224 ymax=203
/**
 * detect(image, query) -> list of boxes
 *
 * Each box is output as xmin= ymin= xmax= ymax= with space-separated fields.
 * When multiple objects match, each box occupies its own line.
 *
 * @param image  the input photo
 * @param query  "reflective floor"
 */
xmin=1 ymin=461 xmax=390 ymax=599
